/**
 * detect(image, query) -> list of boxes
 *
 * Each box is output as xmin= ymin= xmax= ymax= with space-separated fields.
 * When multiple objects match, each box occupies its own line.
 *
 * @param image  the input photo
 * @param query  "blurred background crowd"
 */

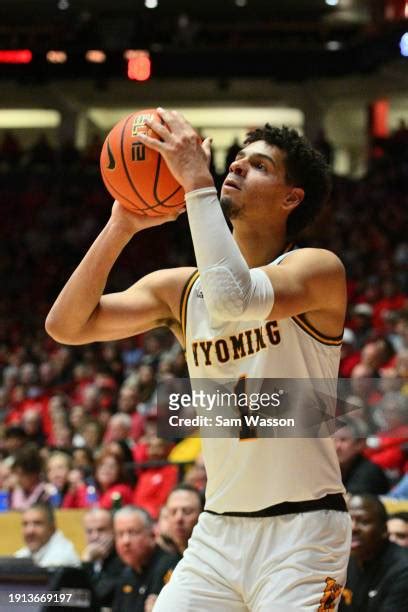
xmin=0 ymin=127 xmax=407 ymax=502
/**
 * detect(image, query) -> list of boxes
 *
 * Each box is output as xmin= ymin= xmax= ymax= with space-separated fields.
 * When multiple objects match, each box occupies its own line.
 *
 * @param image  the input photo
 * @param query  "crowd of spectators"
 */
xmin=0 ymin=128 xmax=407 ymax=610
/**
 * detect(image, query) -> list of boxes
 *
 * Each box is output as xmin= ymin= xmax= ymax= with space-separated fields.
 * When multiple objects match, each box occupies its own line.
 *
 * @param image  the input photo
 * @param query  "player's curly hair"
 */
xmin=244 ymin=125 xmax=332 ymax=239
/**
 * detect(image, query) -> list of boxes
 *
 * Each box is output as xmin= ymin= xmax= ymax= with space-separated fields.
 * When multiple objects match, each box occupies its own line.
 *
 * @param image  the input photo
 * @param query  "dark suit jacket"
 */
xmin=82 ymin=549 xmax=125 ymax=608
xmin=343 ymin=455 xmax=389 ymax=496
xmin=339 ymin=541 xmax=408 ymax=611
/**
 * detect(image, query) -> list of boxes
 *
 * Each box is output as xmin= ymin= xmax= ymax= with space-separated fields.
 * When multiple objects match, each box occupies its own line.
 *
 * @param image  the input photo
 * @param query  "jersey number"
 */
xmin=234 ymin=376 xmax=257 ymax=440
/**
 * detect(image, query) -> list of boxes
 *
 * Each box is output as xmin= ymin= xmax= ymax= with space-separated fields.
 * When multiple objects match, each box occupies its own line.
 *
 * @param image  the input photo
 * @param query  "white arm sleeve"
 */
xmin=185 ymin=186 xmax=274 ymax=322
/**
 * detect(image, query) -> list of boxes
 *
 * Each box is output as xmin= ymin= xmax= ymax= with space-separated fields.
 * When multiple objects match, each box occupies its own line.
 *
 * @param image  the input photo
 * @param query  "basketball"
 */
xmin=100 ymin=108 xmax=185 ymax=216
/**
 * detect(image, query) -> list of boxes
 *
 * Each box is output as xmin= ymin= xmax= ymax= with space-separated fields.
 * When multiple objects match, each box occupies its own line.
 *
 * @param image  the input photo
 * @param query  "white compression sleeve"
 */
xmin=185 ymin=186 xmax=274 ymax=322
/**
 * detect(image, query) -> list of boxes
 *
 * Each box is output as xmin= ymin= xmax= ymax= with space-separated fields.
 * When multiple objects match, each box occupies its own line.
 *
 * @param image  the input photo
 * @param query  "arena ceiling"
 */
xmin=0 ymin=1 xmax=406 ymax=81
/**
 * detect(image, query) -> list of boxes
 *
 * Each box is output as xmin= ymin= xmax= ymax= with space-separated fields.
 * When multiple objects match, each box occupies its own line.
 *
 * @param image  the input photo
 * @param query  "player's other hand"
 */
xmin=137 ymin=107 xmax=215 ymax=193
xmin=201 ymin=137 xmax=213 ymax=168
xmin=110 ymin=200 xmax=185 ymax=235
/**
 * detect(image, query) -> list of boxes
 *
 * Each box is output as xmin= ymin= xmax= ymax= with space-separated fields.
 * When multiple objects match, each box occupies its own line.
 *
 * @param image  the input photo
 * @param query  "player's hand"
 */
xmin=110 ymin=200 xmax=185 ymax=235
xmin=137 ymin=107 xmax=215 ymax=193
xmin=201 ymin=137 xmax=213 ymax=168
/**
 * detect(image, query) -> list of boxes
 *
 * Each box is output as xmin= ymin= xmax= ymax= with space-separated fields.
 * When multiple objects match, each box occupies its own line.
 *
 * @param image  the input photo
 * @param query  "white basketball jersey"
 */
xmin=181 ymin=250 xmax=346 ymax=513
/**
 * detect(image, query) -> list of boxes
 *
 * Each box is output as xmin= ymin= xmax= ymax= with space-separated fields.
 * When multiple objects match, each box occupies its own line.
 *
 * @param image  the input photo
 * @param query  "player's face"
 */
xmin=348 ymin=497 xmax=387 ymax=561
xmin=220 ymin=141 xmax=291 ymax=221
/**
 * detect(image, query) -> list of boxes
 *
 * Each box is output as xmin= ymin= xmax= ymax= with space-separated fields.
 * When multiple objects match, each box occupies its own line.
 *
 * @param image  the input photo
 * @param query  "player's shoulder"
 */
xmin=278 ymin=247 xmax=345 ymax=276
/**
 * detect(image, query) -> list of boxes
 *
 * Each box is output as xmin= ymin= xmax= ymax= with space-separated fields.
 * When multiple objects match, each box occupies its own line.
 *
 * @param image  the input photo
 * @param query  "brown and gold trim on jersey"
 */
xmin=292 ymin=313 xmax=343 ymax=346
xmin=180 ymin=269 xmax=199 ymax=345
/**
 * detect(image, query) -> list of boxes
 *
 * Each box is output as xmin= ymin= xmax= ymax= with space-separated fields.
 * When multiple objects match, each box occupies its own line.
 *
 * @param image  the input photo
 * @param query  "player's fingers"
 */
xmin=145 ymin=118 xmax=170 ymax=141
xmin=157 ymin=107 xmax=193 ymax=134
xmin=202 ymin=137 xmax=213 ymax=166
xmin=136 ymin=132 xmax=167 ymax=152
xmin=156 ymin=107 xmax=179 ymax=130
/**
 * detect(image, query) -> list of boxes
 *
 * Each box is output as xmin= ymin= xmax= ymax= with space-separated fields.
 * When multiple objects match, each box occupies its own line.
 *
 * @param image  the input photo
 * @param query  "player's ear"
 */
xmin=282 ymin=187 xmax=304 ymax=212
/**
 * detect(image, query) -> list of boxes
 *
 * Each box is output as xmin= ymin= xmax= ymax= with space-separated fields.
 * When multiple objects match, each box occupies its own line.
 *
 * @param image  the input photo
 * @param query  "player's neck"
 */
xmin=232 ymin=223 xmax=288 ymax=268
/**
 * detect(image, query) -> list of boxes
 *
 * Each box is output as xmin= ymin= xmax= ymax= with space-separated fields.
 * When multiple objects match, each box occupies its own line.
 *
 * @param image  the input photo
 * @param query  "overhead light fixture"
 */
xmin=235 ymin=0 xmax=248 ymax=6
xmin=86 ymin=50 xmax=106 ymax=63
xmin=58 ymin=0 xmax=70 ymax=10
xmin=0 ymin=50 xmax=32 ymax=64
xmin=326 ymin=40 xmax=342 ymax=51
xmin=145 ymin=0 xmax=158 ymax=8
xmin=325 ymin=0 xmax=339 ymax=6
xmin=46 ymin=50 xmax=67 ymax=64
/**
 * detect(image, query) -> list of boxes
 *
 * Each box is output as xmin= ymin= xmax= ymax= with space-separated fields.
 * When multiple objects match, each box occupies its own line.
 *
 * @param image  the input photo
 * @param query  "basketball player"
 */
xmin=46 ymin=109 xmax=351 ymax=611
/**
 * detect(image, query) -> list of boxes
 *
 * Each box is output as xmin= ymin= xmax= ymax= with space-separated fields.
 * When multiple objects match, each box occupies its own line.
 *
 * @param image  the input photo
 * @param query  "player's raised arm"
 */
xmin=45 ymin=201 xmax=189 ymax=345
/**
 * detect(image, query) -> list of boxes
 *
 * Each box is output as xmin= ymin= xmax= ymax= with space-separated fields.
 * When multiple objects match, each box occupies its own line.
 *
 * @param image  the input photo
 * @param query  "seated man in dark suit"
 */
xmin=112 ymin=506 xmax=177 ymax=612
xmin=81 ymin=508 xmax=124 ymax=608
xmin=334 ymin=420 xmax=389 ymax=495
xmin=339 ymin=494 xmax=408 ymax=611
xmin=145 ymin=484 xmax=204 ymax=612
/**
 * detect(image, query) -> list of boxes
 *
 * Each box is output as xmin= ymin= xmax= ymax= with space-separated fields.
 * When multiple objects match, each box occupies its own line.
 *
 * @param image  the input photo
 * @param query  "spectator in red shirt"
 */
xmin=116 ymin=386 xmax=145 ymax=442
xmin=365 ymin=392 xmax=408 ymax=479
xmin=94 ymin=451 xmax=133 ymax=509
xmin=372 ymin=280 xmax=407 ymax=332
xmin=183 ymin=454 xmax=207 ymax=494
xmin=133 ymin=436 xmax=178 ymax=519
xmin=64 ymin=450 xmax=133 ymax=509
xmin=339 ymin=329 xmax=361 ymax=378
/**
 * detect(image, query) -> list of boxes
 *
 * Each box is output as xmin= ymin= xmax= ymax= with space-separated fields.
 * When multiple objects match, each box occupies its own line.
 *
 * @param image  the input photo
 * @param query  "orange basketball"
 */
xmin=100 ymin=108 xmax=185 ymax=216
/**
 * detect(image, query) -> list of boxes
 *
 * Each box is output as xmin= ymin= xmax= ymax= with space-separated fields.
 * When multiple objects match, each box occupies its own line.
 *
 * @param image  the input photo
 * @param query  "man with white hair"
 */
xmin=112 ymin=506 xmax=177 ymax=612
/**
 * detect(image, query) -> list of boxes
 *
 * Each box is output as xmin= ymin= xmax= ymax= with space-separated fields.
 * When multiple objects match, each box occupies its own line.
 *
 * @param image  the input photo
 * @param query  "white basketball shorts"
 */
xmin=153 ymin=508 xmax=351 ymax=612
